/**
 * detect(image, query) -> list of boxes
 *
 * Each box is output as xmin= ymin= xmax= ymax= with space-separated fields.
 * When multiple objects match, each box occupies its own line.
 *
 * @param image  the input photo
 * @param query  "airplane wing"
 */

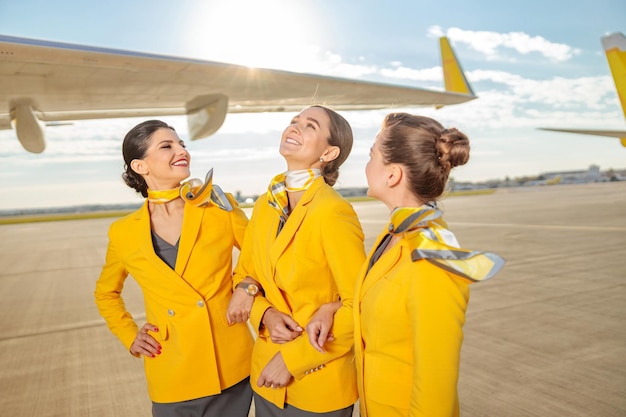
xmin=538 ymin=128 xmax=626 ymax=147
xmin=539 ymin=32 xmax=626 ymax=147
xmin=0 ymin=35 xmax=476 ymax=153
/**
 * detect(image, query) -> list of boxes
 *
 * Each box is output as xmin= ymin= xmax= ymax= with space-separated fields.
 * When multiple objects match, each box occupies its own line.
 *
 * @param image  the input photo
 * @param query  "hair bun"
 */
xmin=437 ymin=128 xmax=470 ymax=169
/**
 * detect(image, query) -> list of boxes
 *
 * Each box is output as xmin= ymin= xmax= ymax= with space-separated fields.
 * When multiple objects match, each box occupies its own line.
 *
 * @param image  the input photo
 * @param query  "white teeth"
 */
xmin=286 ymin=138 xmax=300 ymax=145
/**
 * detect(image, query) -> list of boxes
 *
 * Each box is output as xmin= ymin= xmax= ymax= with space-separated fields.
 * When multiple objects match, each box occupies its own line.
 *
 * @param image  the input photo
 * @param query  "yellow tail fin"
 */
xmin=602 ymin=32 xmax=626 ymax=120
xmin=440 ymin=37 xmax=475 ymax=96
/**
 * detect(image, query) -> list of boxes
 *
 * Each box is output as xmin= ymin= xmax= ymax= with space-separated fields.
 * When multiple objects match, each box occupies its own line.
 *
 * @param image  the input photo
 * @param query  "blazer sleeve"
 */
xmin=280 ymin=199 xmax=365 ymax=378
xmin=232 ymin=199 xmax=274 ymax=336
xmin=226 ymin=193 xmax=249 ymax=251
xmin=94 ymin=227 xmax=140 ymax=352
xmin=232 ymin=197 xmax=258 ymax=289
xmin=408 ymin=263 xmax=469 ymax=417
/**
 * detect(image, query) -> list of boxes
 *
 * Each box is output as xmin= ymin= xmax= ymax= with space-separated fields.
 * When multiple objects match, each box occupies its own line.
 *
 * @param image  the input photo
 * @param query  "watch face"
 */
xmin=246 ymin=284 xmax=259 ymax=296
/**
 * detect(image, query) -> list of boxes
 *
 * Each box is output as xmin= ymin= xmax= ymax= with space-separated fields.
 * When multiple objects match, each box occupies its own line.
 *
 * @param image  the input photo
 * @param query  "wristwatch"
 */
xmin=236 ymin=282 xmax=260 ymax=296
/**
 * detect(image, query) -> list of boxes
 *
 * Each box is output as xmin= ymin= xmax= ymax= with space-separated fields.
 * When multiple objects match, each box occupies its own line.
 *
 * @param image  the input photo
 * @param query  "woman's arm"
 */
xmin=94 ymin=233 xmax=140 ymax=352
xmin=227 ymin=276 xmax=262 ymax=324
xmin=280 ymin=200 xmax=366 ymax=378
xmin=227 ymin=198 xmax=257 ymax=324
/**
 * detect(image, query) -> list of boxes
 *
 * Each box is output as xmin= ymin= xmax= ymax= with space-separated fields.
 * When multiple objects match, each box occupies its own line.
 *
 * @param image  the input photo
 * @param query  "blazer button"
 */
xmin=167 ymin=309 xmax=175 ymax=316
xmin=197 ymin=300 xmax=205 ymax=308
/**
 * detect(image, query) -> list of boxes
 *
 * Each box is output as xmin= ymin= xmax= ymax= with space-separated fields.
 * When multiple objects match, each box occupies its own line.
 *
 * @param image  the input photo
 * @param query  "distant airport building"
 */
xmin=538 ymin=165 xmax=604 ymax=185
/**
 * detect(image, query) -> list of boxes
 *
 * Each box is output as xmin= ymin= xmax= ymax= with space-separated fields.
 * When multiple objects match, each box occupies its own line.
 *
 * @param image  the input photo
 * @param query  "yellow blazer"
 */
xmin=354 ymin=227 xmax=470 ymax=417
xmin=234 ymin=177 xmax=365 ymax=412
xmin=94 ymin=195 xmax=253 ymax=403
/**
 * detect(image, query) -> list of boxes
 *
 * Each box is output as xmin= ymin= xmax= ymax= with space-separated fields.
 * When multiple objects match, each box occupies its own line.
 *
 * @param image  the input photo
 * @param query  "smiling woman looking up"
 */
xmin=227 ymin=105 xmax=365 ymax=417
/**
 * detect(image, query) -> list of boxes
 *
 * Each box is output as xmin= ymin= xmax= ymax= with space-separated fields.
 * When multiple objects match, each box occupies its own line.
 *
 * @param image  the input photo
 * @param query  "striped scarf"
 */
xmin=147 ymin=168 xmax=233 ymax=211
xmin=267 ymin=169 xmax=321 ymax=229
xmin=372 ymin=205 xmax=505 ymax=282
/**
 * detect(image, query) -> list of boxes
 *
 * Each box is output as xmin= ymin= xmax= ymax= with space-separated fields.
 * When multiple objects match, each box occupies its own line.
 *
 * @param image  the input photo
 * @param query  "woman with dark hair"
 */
xmin=94 ymin=120 xmax=253 ymax=417
xmin=227 ymin=105 xmax=365 ymax=417
xmin=308 ymin=113 xmax=505 ymax=417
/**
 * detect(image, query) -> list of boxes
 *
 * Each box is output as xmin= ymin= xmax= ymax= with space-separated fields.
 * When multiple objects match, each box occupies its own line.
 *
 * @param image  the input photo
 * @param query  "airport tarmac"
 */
xmin=0 ymin=181 xmax=625 ymax=416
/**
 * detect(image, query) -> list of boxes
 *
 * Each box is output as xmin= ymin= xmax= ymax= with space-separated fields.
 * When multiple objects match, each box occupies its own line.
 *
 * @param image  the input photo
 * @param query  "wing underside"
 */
xmin=0 ymin=34 xmax=476 ymax=152
xmin=539 ymin=128 xmax=626 ymax=146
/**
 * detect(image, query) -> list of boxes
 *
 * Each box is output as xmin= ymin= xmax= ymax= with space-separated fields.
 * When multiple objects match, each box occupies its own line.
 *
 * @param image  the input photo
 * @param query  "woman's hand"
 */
xmin=227 ymin=288 xmax=254 ymax=325
xmin=226 ymin=277 xmax=260 ymax=324
xmin=307 ymin=300 xmax=341 ymax=353
xmin=257 ymin=351 xmax=293 ymax=389
xmin=129 ymin=323 xmax=161 ymax=358
xmin=262 ymin=307 xmax=302 ymax=343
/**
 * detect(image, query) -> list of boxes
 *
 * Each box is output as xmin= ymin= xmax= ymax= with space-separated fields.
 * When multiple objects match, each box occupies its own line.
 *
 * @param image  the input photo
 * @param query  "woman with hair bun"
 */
xmin=94 ymin=120 xmax=254 ymax=417
xmin=308 ymin=113 xmax=505 ymax=417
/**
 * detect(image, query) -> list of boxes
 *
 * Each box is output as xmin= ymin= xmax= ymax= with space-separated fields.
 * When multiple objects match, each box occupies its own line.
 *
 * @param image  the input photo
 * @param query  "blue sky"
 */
xmin=1 ymin=0 xmax=625 ymax=210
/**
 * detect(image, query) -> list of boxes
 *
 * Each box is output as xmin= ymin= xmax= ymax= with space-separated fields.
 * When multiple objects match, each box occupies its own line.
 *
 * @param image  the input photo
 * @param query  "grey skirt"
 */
xmin=152 ymin=377 xmax=252 ymax=417
xmin=253 ymin=391 xmax=354 ymax=417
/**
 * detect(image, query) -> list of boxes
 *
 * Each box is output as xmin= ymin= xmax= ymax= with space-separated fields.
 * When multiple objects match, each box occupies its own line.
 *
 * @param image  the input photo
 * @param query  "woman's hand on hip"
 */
xmin=129 ymin=323 xmax=161 ymax=358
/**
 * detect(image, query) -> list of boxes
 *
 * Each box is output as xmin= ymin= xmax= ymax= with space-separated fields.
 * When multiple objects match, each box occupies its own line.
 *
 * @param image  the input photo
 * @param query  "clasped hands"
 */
xmin=226 ymin=296 xmax=341 ymax=389
xmin=256 ymin=307 xmax=301 ymax=389
xmin=257 ymin=301 xmax=340 ymax=389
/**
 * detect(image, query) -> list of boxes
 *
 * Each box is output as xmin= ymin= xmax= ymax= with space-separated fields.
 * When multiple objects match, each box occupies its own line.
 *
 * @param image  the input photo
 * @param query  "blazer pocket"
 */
xmin=207 ymin=302 xmax=230 ymax=327
xmin=153 ymin=322 xmax=169 ymax=342
xmin=146 ymin=317 xmax=169 ymax=342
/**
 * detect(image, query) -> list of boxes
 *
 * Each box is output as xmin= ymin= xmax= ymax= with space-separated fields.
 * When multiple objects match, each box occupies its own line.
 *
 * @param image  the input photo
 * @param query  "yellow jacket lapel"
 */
xmin=359 ymin=232 xmax=403 ymax=299
xmin=175 ymin=204 xmax=203 ymax=276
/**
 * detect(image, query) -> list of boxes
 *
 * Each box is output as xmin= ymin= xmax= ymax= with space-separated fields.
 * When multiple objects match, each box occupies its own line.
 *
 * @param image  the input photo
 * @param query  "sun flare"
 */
xmin=182 ymin=0 xmax=326 ymax=71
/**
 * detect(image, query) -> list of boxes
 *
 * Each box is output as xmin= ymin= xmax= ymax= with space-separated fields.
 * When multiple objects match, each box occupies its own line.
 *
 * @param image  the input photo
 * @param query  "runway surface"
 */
xmin=0 ymin=182 xmax=625 ymax=416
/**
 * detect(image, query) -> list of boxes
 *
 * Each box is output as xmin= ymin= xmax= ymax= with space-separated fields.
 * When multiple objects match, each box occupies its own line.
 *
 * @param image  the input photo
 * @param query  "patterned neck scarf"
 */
xmin=369 ymin=205 xmax=505 ymax=282
xmin=147 ymin=188 xmax=180 ymax=203
xmin=147 ymin=168 xmax=233 ymax=211
xmin=267 ymin=169 xmax=321 ymax=232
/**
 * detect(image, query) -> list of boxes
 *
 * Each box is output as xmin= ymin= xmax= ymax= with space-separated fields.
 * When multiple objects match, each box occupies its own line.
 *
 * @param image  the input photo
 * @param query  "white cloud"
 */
xmin=429 ymin=26 xmax=581 ymax=62
xmin=380 ymin=66 xmax=442 ymax=83
xmin=467 ymin=69 xmax=615 ymax=110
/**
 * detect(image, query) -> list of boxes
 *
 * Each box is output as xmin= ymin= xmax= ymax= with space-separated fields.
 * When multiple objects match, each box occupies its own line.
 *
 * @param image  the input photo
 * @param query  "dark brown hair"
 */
xmin=311 ymin=105 xmax=353 ymax=186
xmin=379 ymin=113 xmax=470 ymax=201
xmin=121 ymin=120 xmax=175 ymax=197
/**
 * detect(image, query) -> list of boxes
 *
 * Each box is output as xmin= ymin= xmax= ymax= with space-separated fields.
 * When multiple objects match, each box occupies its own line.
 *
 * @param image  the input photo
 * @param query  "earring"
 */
xmin=319 ymin=157 xmax=324 ymax=162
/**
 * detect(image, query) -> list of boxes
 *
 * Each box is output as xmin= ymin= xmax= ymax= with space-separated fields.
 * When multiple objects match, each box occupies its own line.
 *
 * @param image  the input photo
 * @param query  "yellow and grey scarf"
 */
xmin=267 ymin=169 xmax=321 ymax=233
xmin=147 ymin=168 xmax=233 ymax=211
xmin=370 ymin=205 xmax=505 ymax=282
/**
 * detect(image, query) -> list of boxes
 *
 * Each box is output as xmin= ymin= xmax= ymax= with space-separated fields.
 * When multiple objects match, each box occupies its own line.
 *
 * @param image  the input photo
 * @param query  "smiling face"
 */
xmin=279 ymin=106 xmax=333 ymax=170
xmin=131 ymin=127 xmax=191 ymax=190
